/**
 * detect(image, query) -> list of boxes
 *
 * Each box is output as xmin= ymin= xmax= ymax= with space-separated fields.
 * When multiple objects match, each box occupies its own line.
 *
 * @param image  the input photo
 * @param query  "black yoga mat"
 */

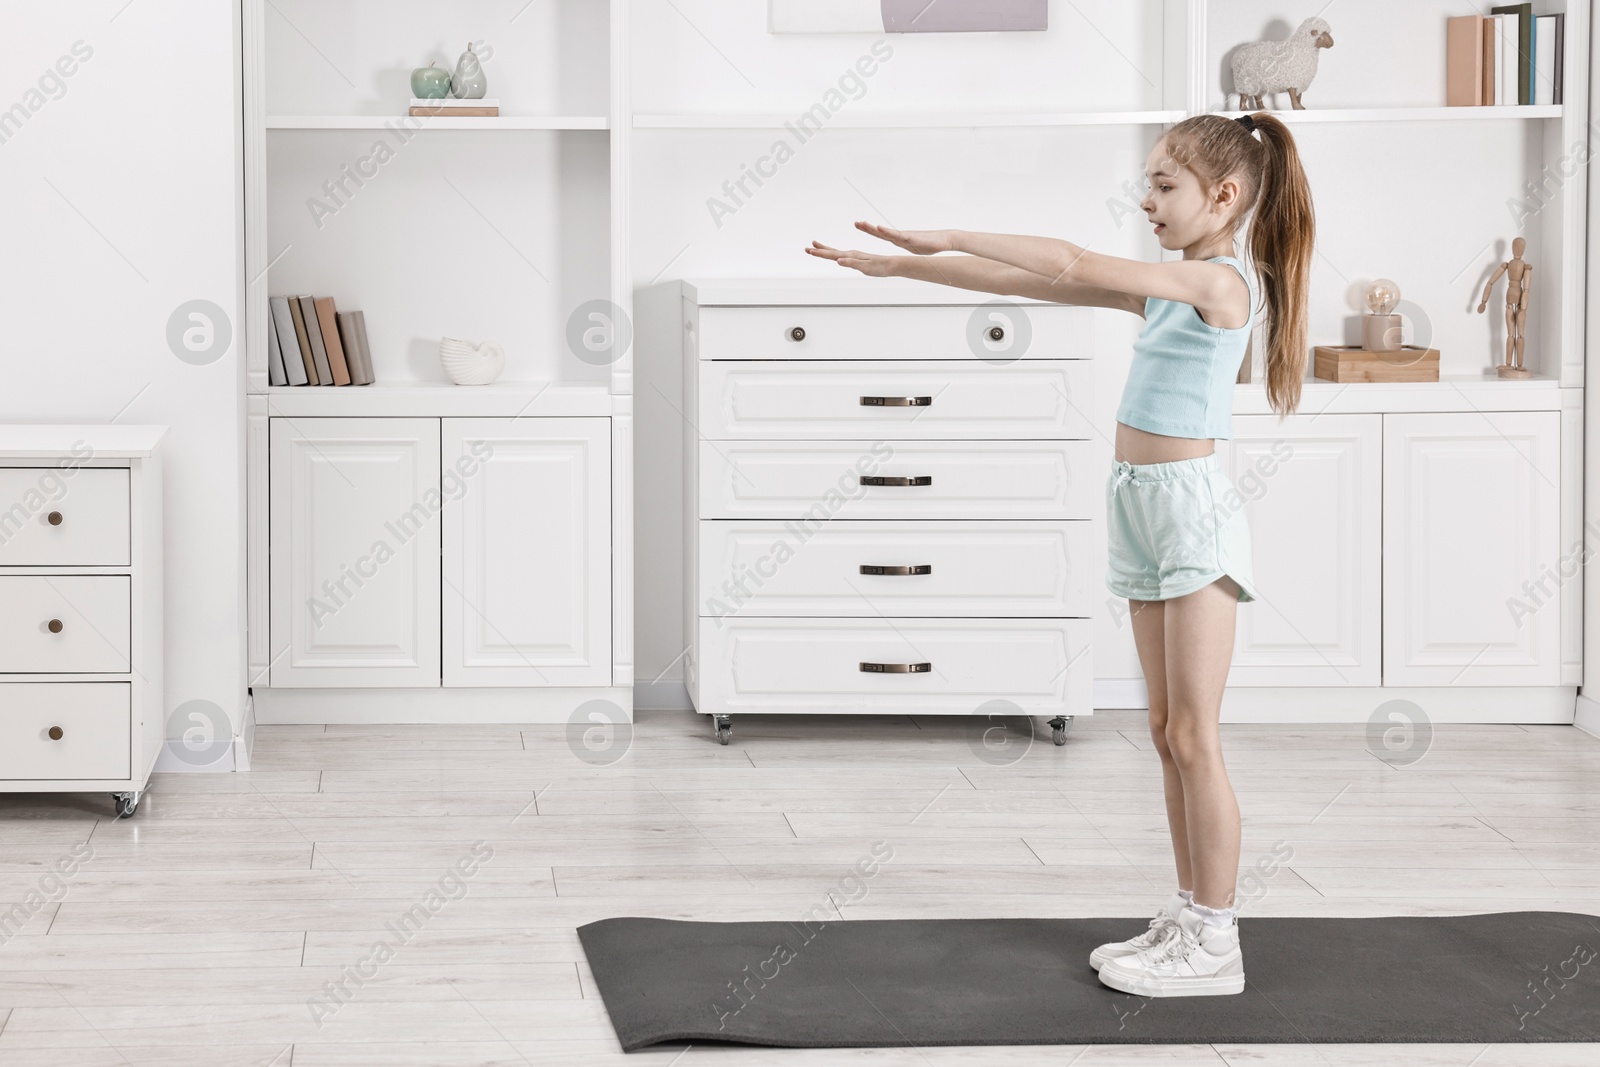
xmin=578 ymin=912 xmax=1600 ymax=1050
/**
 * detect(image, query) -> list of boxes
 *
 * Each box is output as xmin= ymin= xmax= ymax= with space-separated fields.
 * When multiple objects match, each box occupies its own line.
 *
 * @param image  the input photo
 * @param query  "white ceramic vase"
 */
xmin=439 ymin=337 xmax=505 ymax=385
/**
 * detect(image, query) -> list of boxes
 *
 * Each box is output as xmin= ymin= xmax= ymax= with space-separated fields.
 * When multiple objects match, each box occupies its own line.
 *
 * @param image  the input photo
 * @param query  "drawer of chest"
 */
xmin=0 ymin=467 xmax=130 ymax=567
xmin=697 ymin=520 xmax=1094 ymax=619
xmin=696 ymin=617 xmax=1091 ymax=715
xmin=698 ymin=440 xmax=1098 ymax=519
xmin=0 ymin=682 xmax=131 ymax=781
xmin=694 ymin=304 xmax=1091 ymax=362
xmin=0 ymin=576 xmax=132 ymax=673
xmin=696 ymin=360 xmax=1093 ymax=440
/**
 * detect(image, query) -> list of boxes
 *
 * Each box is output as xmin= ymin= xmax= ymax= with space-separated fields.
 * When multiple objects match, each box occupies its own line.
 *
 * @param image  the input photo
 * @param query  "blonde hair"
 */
xmin=1161 ymin=112 xmax=1315 ymax=418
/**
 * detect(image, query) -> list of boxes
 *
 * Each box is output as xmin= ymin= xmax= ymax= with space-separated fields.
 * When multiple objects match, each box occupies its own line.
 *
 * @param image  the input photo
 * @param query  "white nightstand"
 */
xmin=0 ymin=425 xmax=165 ymax=818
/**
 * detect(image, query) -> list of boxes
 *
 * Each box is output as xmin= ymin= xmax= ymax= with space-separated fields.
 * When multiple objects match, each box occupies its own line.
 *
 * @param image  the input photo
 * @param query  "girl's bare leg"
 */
xmin=1128 ymin=598 xmax=1193 ymax=892
xmin=1161 ymin=576 xmax=1243 ymax=910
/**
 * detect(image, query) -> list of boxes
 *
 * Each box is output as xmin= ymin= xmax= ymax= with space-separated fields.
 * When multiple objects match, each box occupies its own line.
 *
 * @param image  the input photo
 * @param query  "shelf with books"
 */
xmin=1213 ymin=105 xmax=1563 ymax=123
xmin=242 ymin=0 xmax=635 ymax=713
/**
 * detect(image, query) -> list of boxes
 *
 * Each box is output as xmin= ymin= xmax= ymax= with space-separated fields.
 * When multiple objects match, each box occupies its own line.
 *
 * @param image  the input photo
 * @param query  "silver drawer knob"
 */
xmin=47 ymin=619 xmax=63 ymax=634
xmin=788 ymin=326 xmax=806 ymax=342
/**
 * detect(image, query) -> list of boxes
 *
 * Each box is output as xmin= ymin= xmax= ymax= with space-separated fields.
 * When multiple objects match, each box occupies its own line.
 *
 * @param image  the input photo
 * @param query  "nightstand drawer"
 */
xmin=0 ymin=682 xmax=131 ymax=781
xmin=0 ymin=577 xmax=132 ymax=673
xmin=698 ymin=520 xmax=1094 ymax=618
xmin=0 ymin=468 xmax=130 ymax=566
xmin=699 ymin=440 xmax=1099 ymax=519
xmin=697 ymin=360 xmax=1094 ymax=440
xmin=697 ymin=617 xmax=1090 ymax=715
xmin=695 ymin=304 xmax=1090 ymax=362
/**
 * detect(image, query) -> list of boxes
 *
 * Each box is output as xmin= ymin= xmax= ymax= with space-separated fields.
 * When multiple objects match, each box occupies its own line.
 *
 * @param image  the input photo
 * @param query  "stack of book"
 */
xmin=1447 ymin=6 xmax=1564 ymax=107
xmin=267 ymin=295 xmax=375 ymax=387
xmin=408 ymin=97 xmax=500 ymax=117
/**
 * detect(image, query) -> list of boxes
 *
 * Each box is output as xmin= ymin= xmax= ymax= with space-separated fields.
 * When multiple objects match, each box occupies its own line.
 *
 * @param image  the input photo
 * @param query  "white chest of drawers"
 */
xmin=680 ymin=279 xmax=1094 ymax=745
xmin=0 ymin=426 xmax=165 ymax=818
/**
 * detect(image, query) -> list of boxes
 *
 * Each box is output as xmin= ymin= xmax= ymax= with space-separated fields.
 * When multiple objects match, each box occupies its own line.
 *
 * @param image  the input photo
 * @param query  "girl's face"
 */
xmin=1139 ymin=138 xmax=1241 ymax=253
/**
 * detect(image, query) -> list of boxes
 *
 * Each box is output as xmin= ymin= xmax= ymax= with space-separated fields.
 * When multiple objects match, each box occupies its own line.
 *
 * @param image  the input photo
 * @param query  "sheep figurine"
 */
xmin=1231 ymin=17 xmax=1335 ymax=110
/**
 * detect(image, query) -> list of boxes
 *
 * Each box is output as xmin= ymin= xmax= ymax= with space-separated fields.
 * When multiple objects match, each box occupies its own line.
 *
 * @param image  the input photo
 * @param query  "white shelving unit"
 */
xmin=240 ymin=0 xmax=633 ymax=723
xmin=633 ymin=0 xmax=1589 ymax=723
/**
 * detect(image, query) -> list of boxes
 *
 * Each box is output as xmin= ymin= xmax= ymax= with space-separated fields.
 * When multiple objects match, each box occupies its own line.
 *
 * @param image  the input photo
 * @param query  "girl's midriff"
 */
xmin=1114 ymin=421 xmax=1216 ymax=466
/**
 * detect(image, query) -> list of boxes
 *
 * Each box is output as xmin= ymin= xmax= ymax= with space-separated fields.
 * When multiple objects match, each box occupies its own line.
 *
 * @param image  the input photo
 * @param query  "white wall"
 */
xmin=0 ymin=3 xmax=246 ymax=738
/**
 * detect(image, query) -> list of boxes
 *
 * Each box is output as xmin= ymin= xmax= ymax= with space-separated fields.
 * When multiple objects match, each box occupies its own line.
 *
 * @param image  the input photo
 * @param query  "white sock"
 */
xmin=1189 ymin=901 xmax=1236 ymax=928
xmin=1177 ymin=888 xmax=1194 ymax=903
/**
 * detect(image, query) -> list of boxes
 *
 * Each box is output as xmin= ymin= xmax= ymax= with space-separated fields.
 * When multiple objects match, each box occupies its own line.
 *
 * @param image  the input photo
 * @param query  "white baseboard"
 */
xmin=152 ymin=740 xmax=236 ymax=773
xmin=635 ymin=679 xmax=692 ymax=710
xmin=1576 ymin=692 xmax=1600 ymax=739
xmin=1095 ymin=678 xmax=1148 ymax=710
xmin=251 ymin=685 xmax=635 ymax=724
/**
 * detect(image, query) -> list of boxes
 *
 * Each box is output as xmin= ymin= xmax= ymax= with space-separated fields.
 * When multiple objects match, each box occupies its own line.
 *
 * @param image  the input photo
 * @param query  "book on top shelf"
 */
xmin=297 ymin=296 xmax=333 ymax=385
xmin=285 ymin=296 xmax=318 ymax=385
xmin=336 ymin=310 xmax=375 ymax=386
xmin=314 ymin=296 xmax=352 ymax=386
xmin=265 ymin=301 xmax=287 ymax=386
xmin=1491 ymin=4 xmax=1534 ymax=105
xmin=409 ymin=97 xmax=499 ymax=117
xmin=269 ymin=296 xmax=309 ymax=385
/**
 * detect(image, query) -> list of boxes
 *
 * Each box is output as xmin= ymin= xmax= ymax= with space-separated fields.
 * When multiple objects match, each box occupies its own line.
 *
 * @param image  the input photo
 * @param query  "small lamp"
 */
xmin=1363 ymin=279 xmax=1402 ymax=352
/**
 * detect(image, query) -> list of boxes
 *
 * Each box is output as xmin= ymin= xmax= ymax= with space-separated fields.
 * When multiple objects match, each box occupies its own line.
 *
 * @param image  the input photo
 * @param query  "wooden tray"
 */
xmin=1313 ymin=345 xmax=1440 ymax=383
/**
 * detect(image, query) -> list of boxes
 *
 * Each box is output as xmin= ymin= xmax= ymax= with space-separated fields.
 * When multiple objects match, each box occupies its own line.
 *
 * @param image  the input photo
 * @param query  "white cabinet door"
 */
xmin=1225 ymin=414 xmax=1382 ymax=686
xmin=1383 ymin=411 xmax=1561 ymax=686
xmin=442 ymin=418 xmax=610 ymax=687
xmin=269 ymin=418 xmax=440 ymax=688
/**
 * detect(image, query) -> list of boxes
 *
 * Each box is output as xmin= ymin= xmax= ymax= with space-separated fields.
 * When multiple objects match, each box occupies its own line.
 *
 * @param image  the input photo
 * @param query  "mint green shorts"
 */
xmin=1105 ymin=454 xmax=1260 ymax=603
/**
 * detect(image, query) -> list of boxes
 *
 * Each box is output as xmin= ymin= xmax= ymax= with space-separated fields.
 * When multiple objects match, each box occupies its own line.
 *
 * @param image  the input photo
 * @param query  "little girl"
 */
xmin=807 ymin=111 xmax=1314 ymax=998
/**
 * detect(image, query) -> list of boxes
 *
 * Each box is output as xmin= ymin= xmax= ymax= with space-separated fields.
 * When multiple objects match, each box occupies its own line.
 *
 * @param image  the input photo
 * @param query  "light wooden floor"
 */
xmin=2 ymin=708 xmax=1599 ymax=1065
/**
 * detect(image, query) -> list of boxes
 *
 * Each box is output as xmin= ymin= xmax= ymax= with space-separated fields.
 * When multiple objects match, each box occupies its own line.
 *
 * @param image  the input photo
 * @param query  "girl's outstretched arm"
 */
xmin=950 ymin=228 xmax=1238 ymax=315
xmin=807 ymin=224 xmax=1144 ymax=313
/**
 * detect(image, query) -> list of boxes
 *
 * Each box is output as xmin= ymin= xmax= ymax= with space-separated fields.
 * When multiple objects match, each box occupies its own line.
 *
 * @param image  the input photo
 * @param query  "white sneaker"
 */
xmin=1096 ymin=904 xmax=1245 ymax=997
xmin=1088 ymin=891 xmax=1190 ymax=972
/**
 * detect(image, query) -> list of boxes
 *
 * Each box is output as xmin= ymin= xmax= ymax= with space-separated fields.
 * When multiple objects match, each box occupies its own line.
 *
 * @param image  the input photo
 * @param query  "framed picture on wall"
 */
xmin=769 ymin=0 xmax=1048 ymax=34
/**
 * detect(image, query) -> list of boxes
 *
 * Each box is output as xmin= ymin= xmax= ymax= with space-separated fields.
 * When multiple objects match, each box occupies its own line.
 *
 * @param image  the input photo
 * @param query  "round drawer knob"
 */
xmin=48 ymin=727 xmax=63 ymax=741
xmin=47 ymin=511 xmax=63 ymax=526
xmin=789 ymin=326 xmax=806 ymax=342
xmin=47 ymin=619 xmax=64 ymax=634
xmin=988 ymin=325 xmax=1005 ymax=342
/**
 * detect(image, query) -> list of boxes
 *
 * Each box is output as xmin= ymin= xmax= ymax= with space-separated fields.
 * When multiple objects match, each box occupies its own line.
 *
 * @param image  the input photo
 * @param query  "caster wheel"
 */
xmin=1049 ymin=716 xmax=1073 ymax=746
xmin=111 ymin=791 xmax=141 ymax=818
xmin=713 ymin=715 xmax=732 ymax=745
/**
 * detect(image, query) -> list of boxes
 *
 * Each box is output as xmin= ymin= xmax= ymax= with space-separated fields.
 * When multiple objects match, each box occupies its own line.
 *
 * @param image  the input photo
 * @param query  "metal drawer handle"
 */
xmin=859 ymin=565 xmax=932 ymax=576
xmin=48 ymin=727 xmax=63 ymax=741
xmin=47 ymin=619 xmax=63 ymax=634
xmin=789 ymin=326 xmax=806 ymax=342
xmin=860 ymin=475 xmax=932 ymax=487
xmin=860 ymin=662 xmax=932 ymax=674
xmin=860 ymin=396 xmax=932 ymax=407
xmin=48 ymin=511 xmax=63 ymax=526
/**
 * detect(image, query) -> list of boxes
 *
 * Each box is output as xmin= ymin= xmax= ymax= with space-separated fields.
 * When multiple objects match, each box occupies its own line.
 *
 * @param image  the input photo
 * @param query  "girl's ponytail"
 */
xmin=1162 ymin=112 xmax=1314 ymax=418
xmin=1243 ymin=111 xmax=1314 ymax=419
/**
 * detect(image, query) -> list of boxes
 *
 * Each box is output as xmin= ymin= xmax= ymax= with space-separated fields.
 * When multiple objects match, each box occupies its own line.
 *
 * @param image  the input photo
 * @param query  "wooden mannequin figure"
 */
xmin=1477 ymin=237 xmax=1533 ymax=379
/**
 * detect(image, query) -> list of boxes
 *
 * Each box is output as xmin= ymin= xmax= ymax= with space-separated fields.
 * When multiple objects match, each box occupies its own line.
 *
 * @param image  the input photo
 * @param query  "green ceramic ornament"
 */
xmin=450 ymin=43 xmax=487 ymax=100
xmin=411 ymin=61 xmax=450 ymax=99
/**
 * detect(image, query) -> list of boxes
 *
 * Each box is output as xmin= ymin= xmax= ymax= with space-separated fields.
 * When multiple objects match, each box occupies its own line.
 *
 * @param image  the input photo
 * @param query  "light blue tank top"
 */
xmin=1115 ymin=255 xmax=1255 ymax=441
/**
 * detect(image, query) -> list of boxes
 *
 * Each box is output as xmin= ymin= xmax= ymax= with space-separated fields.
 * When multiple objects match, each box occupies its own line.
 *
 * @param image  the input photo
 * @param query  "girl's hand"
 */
xmin=805 ymin=241 xmax=898 ymax=278
xmin=854 ymin=220 xmax=957 ymax=255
